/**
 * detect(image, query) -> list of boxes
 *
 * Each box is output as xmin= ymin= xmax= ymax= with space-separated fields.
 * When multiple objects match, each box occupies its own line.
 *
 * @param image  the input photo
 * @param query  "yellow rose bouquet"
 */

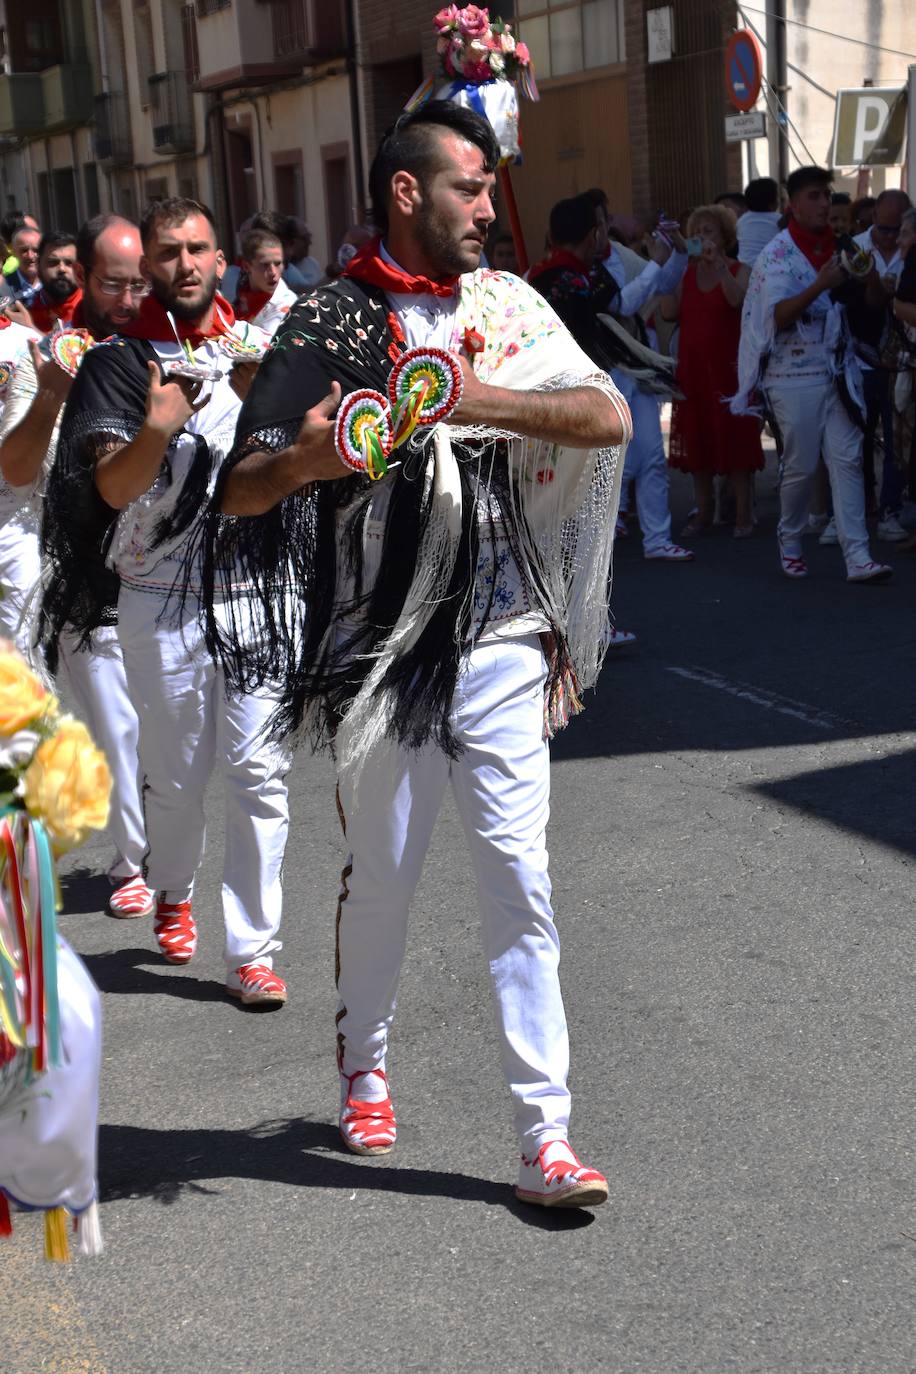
xmin=0 ymin=642 xmax=111 ymax=1261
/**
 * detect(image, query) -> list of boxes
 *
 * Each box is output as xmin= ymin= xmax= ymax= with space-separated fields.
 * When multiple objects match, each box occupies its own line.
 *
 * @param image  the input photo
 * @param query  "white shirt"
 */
xmin=853 ymin=228 xmax=903 ymax=281
xmin=737 ymin=210 xmax=781 ymax=266
xmin=602 ymin=243 xmax=688 ymax=318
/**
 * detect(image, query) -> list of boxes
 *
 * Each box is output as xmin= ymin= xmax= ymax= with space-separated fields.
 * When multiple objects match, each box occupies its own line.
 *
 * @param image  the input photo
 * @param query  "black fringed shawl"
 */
xmin=39 ymin=337 xmax=214 ymax=669
xmin=204 ymin=276 xmax=535 ymax=757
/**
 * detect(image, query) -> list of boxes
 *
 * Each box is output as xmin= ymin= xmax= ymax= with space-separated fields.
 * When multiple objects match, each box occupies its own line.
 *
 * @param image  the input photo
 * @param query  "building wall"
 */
xmin=735 ymin=3 xmax=916 ymax=193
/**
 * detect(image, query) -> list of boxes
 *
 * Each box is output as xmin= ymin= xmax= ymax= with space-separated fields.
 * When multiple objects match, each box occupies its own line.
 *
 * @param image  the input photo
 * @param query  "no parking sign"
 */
xmin=725 ymin=30 xmax=763 ymax=114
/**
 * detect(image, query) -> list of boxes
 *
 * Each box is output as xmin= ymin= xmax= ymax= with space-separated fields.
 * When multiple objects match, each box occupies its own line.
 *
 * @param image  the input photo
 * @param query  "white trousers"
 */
xmin=767 ymin=381 xmax=872 ymax=570
xmin=335 ymin=635 xmax=571 ymax=1150
xmin=58 ymin=626 xmax=146 ymax=880
xmin=117 ymin=586 xmax=291 ymax=969
xmin=612 ymin=379 xmax=673 ymax=553
xmin=0 ymin=517 xmax=39 ymax=657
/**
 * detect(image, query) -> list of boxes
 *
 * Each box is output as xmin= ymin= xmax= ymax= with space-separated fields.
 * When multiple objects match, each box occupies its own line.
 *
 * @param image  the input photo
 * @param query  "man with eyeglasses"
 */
xmin=0 ymin=214 xmax=154 ymax=919
xmin=852 ymin=188 xmax=912 ymax=541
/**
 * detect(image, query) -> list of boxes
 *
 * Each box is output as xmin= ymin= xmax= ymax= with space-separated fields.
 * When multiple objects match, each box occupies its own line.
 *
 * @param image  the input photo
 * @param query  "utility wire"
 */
xmin=762 ymin=76 xmax=818 ymax=164
xmin=737 ymin=5 xmax=916 ymax=62
xmin=738 ymin=7 xmax=835 ymax=101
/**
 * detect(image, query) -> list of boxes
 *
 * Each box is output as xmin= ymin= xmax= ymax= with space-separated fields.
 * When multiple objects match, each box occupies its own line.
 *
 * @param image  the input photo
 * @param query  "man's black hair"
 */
xmin=368 ymin=100 xmax=500 ymax=234
xmin=75 ymin=213 xmax=137 ymax=274
xmin=830 ymin=191 xmax=851 ymax=206
xmin=584 ymin=187 xmax=609 ymax=214
xmin=715 ymin=191 xmax=747 ymax=210
xmin=139 ymin=196 xmax=217 ymax=248
xmin=549 ymin=194 xmax=598 ymax=249
xmin=38 ymin=229 xmax=77 ymax=259
xmin=744 ymin=177 xmax=779 ymax=213
xmin=1 ymin=211 xmax=31 ymax=245
xmin=786 ymin=165 xmax=833 ymax=199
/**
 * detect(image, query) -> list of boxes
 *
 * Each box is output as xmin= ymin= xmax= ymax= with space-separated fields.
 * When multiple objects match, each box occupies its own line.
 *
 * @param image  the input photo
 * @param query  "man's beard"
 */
xmin=81 ymin=294 xmax=139 ymax=339
xmin=152 ymin=268 xmax=217 ymax=321
xmin=414 ymin=200 xmax=482 ymax=277
xmin=42 ymin=275 xmax=77 ymax=304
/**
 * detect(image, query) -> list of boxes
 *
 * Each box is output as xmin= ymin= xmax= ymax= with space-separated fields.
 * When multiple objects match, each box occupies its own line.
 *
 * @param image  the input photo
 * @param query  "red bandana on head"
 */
xmin=343 ymin=236 xmax=459 ymax=299
xmin=788 ymin=218 xmax=836 ymax=271
xmin=29 ymin=286 xmax=83 ymax=335
xmin=118 ymin=292 xmax=236 ymax=350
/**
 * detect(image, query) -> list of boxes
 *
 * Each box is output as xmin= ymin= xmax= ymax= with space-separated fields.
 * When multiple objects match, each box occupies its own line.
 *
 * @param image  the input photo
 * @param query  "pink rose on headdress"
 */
xmin=515 ymin=41 xmax=530 ymax=64
xmin=458 ymin=5 xmax=490 ymax=40
xmin=434 ymin=4 xmax=462 ymax=31
xmin=499 ymin=30 xmax=516 ymax=54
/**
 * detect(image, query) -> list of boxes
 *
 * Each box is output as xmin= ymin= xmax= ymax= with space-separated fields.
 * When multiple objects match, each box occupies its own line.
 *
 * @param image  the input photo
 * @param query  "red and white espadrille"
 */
xmin=153 ymin=899 xmax=197 ymax=965
xmin=226 ymin=962 xmax=287 ymax=1008
xmin=108 ymin=873 xmax=156 ymax=919
xmin=515 ymin=1139 xmax=608 ymax=1209
xmin=339 ymin=1067 xmax=397 ymax=1156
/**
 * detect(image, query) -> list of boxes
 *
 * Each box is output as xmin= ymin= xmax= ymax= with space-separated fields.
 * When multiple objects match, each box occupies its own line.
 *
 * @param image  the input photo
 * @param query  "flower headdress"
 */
xmin=433 ymin=6 xmax=537 ymax=97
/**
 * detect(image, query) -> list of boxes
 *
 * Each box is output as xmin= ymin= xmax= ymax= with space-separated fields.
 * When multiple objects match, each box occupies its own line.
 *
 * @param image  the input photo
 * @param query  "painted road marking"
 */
xmin=666 ymin=665 xmax=854 ymax=731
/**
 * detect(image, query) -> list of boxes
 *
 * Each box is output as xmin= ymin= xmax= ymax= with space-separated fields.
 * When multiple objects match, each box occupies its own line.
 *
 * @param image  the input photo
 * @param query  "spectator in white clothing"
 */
xmin=737 ymin=177 xmax=781 ymax=266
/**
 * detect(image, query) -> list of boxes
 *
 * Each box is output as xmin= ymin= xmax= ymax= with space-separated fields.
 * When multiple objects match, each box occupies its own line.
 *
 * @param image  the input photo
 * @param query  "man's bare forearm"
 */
xmin=220 ymin=445 xmax=313 ymax=516
xmin=774 ymin=280 xmax=823 ymax=331
xmin=0 ymin=388 xmax=63 ymax=487
xmin=455 ymin=383 xmax=625 ymax=449
xmin=94 ymin=421 xmax=171 ymax=509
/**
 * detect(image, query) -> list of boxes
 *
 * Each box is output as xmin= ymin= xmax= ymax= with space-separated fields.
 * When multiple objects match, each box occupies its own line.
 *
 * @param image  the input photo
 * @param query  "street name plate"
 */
xmin=725 ymin=111 xmax=766 ymax=142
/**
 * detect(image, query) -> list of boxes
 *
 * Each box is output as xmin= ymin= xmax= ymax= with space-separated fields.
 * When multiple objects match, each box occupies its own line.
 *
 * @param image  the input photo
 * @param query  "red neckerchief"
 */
xmin=343 ymin=237 xmax=459 ymax=299
xmin=527 ymin=247 xmax=592 ymax=284
xmin=119 ymin=292 xmax=236 ymax=349
xmin=235 ymin=286 xmax=272 ymax=321
xmin=0 ymin=314 xmax=10 ymax=331
xmin=788 ymin=218 xmax=836 ymax=271
xmin=29 ymin=286 xmax=83 ymax=335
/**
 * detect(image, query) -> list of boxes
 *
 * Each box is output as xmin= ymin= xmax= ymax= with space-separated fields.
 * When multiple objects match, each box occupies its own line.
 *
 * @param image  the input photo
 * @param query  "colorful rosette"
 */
xmin=334 ymin=388 xmax=393 ymax=480
xmin=49 ymin=329 xmax=93 ymax=378
xmin=387 ymin=346 xmax=463 ymax=441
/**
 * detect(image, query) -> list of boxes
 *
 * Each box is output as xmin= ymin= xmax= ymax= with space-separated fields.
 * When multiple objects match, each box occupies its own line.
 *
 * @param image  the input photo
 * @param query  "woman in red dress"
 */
xmin=662 ymin=204 xmax=764 ymax=538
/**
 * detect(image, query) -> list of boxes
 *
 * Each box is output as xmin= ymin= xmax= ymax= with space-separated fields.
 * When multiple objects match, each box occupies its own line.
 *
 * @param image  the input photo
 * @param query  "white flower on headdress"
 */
xmin=0 ymin=728 xmax=41 ymax=772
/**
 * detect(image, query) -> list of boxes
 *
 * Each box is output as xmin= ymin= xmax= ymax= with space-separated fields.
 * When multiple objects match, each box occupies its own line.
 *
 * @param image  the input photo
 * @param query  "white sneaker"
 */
xmin=604 ymin=626 xmax=637 ymax=648
xmin=644 ymin=543 xmax=695 ymax=561
xmin=818 ymin=518 xmax=839 ymax=545
xmin=516 ymin=1139 xmax=608 ymax=1209
xmin=877 ymin=514 xmax=908 ymax=542
xmin=847 ymin=560 xmax=893 ymax=583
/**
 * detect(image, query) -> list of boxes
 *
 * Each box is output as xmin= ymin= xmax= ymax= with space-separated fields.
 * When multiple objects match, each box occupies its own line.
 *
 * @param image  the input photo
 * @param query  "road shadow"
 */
xmin=58 ymin=865 xmax=114 ymax=916
xmin=98 ymin=1117 xmax=594 ymax=1231
xmin=753 ymin=745 xmax=916 ymax=860
xmin=80 ymin=947 xmax=228 ymax=1004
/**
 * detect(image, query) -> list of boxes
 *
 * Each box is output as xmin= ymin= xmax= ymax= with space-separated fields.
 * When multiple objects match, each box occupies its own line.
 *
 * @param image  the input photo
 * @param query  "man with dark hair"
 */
xmin=0 ymin=216 xmax=153 ymax=914
xmin=528 ymin=194 xmax=610 ymax=358
xmin=734 ymin=165 xmax=891 ymax=582
xmin=28 ymin=231 xmax=81 ymax=333
xmin=212 ymin=101 xmax=630 ymax=1205
xmin=738 ymin=177 xmax=781 ymax=265
xmin=828 ymin=191 xmax=852 ymax=237
xmin=41 ymin=198 xmax=291 ymax=1004
xmin=488 ymin=229 xmax=517 ymax=272
xmin=851 ymin=187 xmax=912 ymax=540
xmin=1 ymin=211 xmax=39 ymax=294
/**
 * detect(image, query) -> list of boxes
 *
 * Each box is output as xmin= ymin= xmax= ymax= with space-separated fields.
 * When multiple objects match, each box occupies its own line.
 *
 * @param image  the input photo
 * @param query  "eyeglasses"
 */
xmin=90 ymin=272 xmax=151 ymax=298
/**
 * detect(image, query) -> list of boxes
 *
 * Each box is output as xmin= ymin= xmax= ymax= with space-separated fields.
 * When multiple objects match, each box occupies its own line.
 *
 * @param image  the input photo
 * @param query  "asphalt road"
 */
xmin=6 ymin=462 xmax=916 ymax=1373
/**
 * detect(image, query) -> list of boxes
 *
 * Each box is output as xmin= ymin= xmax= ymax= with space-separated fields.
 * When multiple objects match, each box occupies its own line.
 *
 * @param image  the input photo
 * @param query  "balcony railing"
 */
xmin=148 ymin=71 xmax=195 ymax=154
xmin=0 ymin=63 xmax=92 ymax=136
xmin=94 ymin=91 xmax=132 ymax=165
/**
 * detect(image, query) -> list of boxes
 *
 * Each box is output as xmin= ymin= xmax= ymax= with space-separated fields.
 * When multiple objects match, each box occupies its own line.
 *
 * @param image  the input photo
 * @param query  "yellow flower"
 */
xmin=0 ymin=647 xmax=57 ymax=735
xmin=23 ymin=717 xmax=111 ymax=849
